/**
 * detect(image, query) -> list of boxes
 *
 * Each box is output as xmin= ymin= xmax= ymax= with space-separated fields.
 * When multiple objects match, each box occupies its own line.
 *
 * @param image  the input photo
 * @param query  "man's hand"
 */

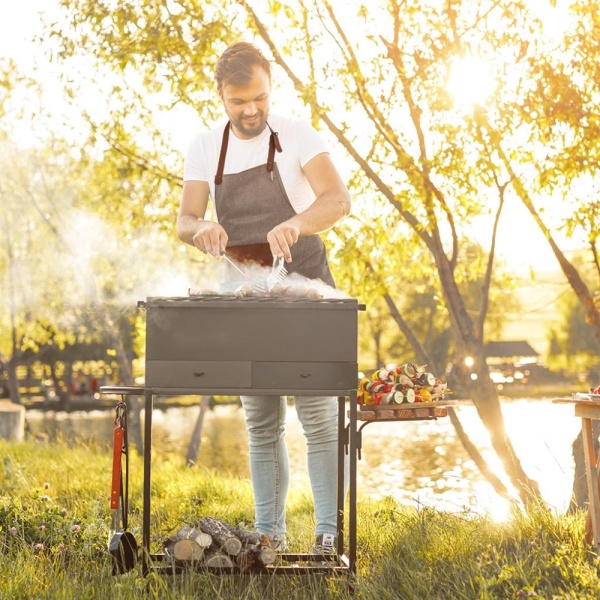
xmin=191 ymin=221 xmax=228 ymax=257
xmin=267 ymin=222 xmax=300 ymax=263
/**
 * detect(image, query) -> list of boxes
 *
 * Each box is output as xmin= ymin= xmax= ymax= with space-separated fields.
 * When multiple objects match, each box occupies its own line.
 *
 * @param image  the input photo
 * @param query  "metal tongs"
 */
xmin=219 ymin=252 xmax=287 ymax=294
xmin=221 ymin=252 xmax=247 ymax=278
xmin=220 ymin=252 xmax=269 ymax=294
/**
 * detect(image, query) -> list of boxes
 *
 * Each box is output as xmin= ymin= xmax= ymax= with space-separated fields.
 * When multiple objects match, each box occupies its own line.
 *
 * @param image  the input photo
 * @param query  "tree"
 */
xmin=0 ymin=58 xmax=196 ymax=448
xmin=44 ymin=0 xmax=600 ymax=506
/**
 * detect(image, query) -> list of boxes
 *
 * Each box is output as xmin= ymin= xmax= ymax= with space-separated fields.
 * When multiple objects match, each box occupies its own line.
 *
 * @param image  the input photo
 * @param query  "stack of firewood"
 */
xmin=162 ymin=516 xmax=277 ymax=569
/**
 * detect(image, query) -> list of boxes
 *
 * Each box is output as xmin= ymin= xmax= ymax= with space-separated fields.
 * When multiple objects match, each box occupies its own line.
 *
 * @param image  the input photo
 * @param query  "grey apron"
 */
xmin=213 ymin=121 xmax=335 ymax=287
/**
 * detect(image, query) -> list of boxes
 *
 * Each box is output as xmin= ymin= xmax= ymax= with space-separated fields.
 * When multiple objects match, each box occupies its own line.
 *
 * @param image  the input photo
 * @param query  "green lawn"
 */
xmin=2 ymin=439 xmax=600 ymax=599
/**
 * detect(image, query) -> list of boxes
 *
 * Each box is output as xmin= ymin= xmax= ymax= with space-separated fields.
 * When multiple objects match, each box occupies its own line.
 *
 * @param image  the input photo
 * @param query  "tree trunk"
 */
xmin=446 ymin=406 xmax=515 ymax=502
xmin=463 ymin=366 xmax=541 ymax=505
xmin=431 ymin=235 xmax=541 ymax=506
xmin=383 ymin=291 xmax=518 ymax=505
xmin=6 ymin=360 xmax=22 ymax=405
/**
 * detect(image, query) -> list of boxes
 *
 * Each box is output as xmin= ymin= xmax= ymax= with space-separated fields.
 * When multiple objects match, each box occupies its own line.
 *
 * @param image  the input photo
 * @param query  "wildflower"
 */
xmin=34 ymin=543 xmax=44 ymax=551
xmin=61 ymin=508 xmax=68 ymax=516
xmin=39 ymin=525 xmax=46 ymax=531
xmin=39 ymin=495 xmax=50 ymax=502
xmin=58 ymin=543 xmax=66 ymax=551
xmin=44 ymin=482 xmax=50 ymax=489
xmin=10 ymin=527 xmax=17 ymax=535
xmin=72 ymin=524 xmax=81 ymax=533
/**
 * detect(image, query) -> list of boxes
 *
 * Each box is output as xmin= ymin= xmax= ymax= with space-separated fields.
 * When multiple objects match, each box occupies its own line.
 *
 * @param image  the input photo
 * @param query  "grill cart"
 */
xmin=106 ymin=294 xmax=362 ymax=577
xmin=103 ymin=294 xmax=456 ymax=580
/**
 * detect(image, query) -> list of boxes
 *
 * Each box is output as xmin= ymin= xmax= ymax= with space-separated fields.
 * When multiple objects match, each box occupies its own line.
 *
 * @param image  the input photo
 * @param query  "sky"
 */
xmin=0 ymin=1 xmax=48 ymax=66
xmin=0 ymin=1 xmax=579 ymax=276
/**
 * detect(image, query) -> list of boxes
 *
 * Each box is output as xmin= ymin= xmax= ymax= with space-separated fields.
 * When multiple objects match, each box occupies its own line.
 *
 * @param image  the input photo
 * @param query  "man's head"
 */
xmin=215 ymin=42 xmax=272 ymax=139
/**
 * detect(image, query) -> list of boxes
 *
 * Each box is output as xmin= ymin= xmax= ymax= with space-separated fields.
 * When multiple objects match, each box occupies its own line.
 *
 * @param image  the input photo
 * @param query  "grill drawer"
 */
xmin=145 ymin=361 xmax=252 ymax=389
xmin=252 ymin=362 xmax=358 ymax=391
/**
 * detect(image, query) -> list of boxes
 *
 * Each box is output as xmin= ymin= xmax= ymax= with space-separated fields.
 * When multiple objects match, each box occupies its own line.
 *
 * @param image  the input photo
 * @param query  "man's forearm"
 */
xmin=286 ymin=191 xmax=351 ymax=236
xmin=176 ymin=214 xmax=203 ymax=246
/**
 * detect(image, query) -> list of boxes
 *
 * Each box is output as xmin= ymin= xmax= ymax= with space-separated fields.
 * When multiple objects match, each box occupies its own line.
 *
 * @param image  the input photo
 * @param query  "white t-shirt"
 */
xmin=183 ymin=114 xmax=328 ymax=213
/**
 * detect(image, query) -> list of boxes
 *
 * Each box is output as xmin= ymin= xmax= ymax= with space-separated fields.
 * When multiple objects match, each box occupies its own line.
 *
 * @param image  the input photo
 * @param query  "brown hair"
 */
xmin=215 ymin=42 xmax=271 ymax=93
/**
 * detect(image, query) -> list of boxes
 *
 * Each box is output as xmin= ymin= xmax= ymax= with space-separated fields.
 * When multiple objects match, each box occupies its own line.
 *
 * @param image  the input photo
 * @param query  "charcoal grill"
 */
xmin=144 ymin=295 xmax=359 ymax=394
xmin=105 ymin=294 xmax=364 ymax=578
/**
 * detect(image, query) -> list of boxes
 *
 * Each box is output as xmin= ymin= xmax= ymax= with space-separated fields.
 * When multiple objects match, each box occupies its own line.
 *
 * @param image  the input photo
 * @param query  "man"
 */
xmin=177 ymin=41 xmax=351 ymax=555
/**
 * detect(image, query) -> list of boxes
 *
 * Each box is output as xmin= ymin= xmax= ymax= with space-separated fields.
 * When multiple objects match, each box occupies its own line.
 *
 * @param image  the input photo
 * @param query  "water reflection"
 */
xmin=24 ymin=398 xmax=580 ymax=519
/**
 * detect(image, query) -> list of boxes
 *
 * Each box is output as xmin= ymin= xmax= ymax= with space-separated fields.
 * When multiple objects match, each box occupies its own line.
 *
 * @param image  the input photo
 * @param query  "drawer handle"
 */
xmin=193 ymin=371 xmax=205 ymax=377
xmin=300 ymin=373 xmax=311 ymax=379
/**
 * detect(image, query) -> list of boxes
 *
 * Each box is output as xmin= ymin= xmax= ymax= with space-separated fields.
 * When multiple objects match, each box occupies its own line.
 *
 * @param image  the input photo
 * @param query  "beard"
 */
xmin=230 ymin=110 xmax=268 ymax=139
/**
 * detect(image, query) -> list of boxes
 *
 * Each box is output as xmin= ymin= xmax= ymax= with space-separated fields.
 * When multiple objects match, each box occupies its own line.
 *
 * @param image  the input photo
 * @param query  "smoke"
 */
xmin=2 ymin=206 xmax=352 ymax=332
xmin=191 ymin=259 xmax=350 ymax=299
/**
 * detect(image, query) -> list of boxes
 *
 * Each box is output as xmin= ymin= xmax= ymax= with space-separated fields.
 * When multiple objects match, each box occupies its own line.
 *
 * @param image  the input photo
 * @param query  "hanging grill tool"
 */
xmin=109 ymin=399 xmax=138 ymax=574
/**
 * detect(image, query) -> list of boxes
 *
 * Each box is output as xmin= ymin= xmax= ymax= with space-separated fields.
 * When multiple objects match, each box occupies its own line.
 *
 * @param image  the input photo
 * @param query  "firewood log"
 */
xmin=173 ymin=539 xmax=204 ymax=562
xmin=229 ymin=526 xmax=277 ymax=566
xmin=235 ymin=548 xmax=258 ymax=570
xmin=204 ymin=552 xmax=235 ymax=568
xmin=198 ymin=516 xmax=242 ymax=556
xmin=175 ymin=525 xmax=194 ymax=539
xmin=175 ymin=525 xmax=212 ymax=548
xmin=162 ymin=536 xmax=178 ymax=561
xmin=229 ymin=526 xmax=268 ymax=546
xmin=258 ymin=545 xmax=277 ymax=566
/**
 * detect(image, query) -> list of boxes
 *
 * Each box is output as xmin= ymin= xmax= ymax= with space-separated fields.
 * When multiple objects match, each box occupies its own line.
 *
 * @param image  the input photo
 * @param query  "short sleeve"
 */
xmin=183 ymin=133 xmax=210 ymax=182
xmin=295 ymin=120 xmax=329 ymax=168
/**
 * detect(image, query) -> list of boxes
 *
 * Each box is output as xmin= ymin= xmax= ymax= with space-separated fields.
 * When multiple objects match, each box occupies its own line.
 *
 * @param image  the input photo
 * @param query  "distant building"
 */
xmin=484 ymin=340 xmax=541 ymax=386
xmin=484 ymin=340 xmax=539 ymax=366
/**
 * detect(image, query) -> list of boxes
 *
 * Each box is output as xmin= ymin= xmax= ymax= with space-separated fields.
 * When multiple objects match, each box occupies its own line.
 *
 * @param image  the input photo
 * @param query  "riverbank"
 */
xmin=499 ymin=381 xmax=583 ymax=399
xmin=1 ymin=439 xmax=599 ymax=599
xmin=19 ymin=392 xmax=233 ymax=413
xmin=18 ymin=380 xmax=584 ymax=413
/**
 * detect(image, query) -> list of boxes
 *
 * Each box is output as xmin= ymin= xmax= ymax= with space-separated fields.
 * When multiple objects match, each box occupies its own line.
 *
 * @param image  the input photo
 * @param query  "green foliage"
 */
xmin=546 ymin=253 xmax=600 ymax=376
xmin=33 ymin=0 xmax=600 ymax=366
xmin=4 ymin=0 xmax=599 ymax=507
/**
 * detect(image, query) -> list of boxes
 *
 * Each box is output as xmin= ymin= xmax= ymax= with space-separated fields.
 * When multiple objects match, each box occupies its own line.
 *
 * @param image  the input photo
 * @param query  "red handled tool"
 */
xmin=110 ymin=404 xmax=125 ymax=510
xmin=109 ymin=400 xmax=138 ymax=574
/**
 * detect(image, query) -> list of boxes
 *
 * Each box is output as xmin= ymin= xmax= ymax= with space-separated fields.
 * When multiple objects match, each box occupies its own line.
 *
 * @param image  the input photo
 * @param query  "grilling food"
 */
xmin=190 ymin=282 xmax=325 ymax=299
xmin=358 ymin=363 xmax=449 ymax=406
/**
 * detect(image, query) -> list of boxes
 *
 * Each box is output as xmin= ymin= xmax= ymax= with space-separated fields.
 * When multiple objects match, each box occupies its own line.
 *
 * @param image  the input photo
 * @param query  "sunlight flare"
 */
xmin=447 ymin=56 xmax=495 ymax=106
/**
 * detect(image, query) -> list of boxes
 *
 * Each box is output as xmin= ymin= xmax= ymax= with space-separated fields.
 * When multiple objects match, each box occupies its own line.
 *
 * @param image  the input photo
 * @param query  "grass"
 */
xmin=2 ymin=439 xmax=600 ymax=599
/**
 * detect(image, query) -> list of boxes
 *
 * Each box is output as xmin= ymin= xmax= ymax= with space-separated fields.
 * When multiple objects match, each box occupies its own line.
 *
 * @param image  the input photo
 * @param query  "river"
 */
xmin=24 ymin=397 xmax=581 ymax=520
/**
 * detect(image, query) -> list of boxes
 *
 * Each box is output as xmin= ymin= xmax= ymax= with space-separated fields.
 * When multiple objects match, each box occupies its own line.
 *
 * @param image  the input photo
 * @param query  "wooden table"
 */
xmin=355 ymin=400 xmax=455 ymax=422
xmin=554 ymin=393 xmax=600 ymax=554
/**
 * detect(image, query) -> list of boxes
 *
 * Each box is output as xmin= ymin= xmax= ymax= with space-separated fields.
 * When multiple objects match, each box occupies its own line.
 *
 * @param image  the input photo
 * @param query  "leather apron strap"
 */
xmin=215 ymin=122 xmax=282 ymax=185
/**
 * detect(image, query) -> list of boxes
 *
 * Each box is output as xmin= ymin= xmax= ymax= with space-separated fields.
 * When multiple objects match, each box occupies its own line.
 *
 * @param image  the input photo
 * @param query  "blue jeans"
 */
xmin=240 ymin=395 xmax=345 ymax=538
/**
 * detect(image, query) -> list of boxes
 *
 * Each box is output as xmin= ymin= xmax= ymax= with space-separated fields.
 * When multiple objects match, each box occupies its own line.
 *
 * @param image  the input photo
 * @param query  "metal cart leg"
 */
xmin=337 ymin=396 xmax=346 ymax=556
xmin=142 ymin=390 xmax=153 ymax=572
xmin=348 ymin=390 xmax=357 ymax=574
